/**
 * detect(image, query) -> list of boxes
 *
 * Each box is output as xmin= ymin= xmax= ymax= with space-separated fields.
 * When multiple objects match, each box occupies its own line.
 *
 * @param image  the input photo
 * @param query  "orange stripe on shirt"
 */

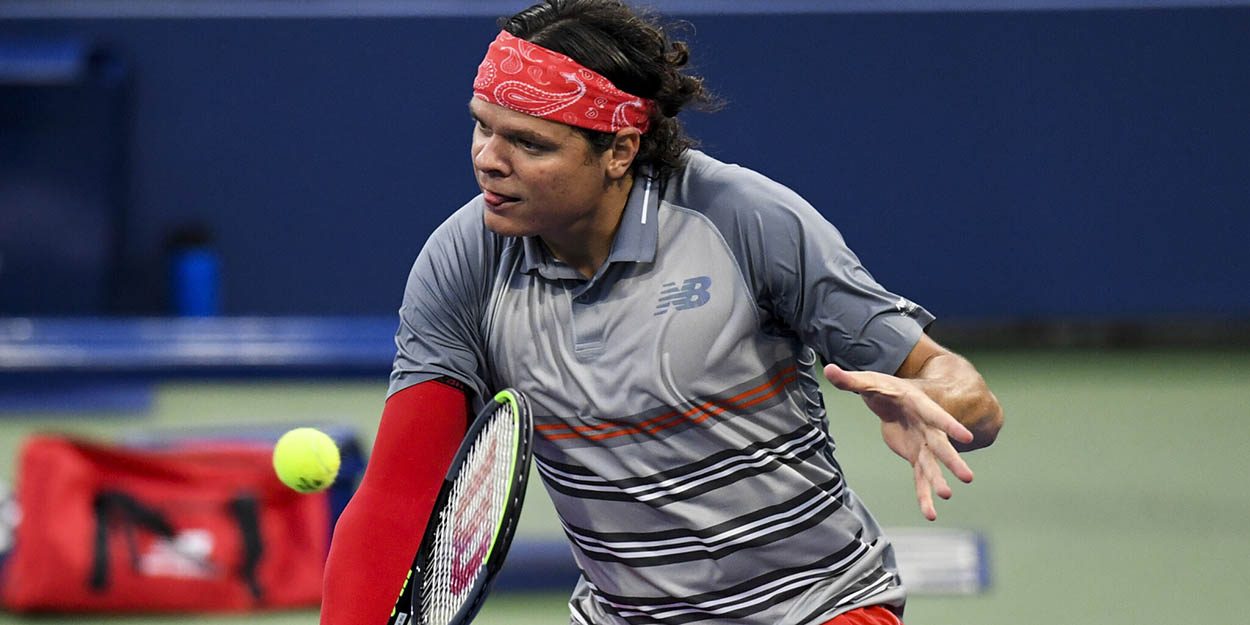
xmin=539 ymin=367 xmax=798 ymax=442
xmin=536 ymin=366 xmax=796 ymax=434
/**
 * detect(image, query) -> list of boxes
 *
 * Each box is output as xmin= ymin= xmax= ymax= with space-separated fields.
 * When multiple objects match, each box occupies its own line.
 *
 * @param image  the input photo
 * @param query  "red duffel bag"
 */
xmin=1 ymin=434 xmax=327 ymax=613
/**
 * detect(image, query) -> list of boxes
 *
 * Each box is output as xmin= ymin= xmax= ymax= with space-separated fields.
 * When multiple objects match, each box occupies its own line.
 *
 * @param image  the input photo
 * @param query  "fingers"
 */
xmin=913 ymin=440 xmax=971 ymax=521
xmin=910 ymin=391 xmax=974 ymax=444
xmin=933 ymin=435 xmax=975 ymax=483
xmin=822 ymin=363 xmax=858 ymax=392
xmin=831 ymin=362 xmax=979 ymax=520
xmin=943 ymin=416 xmax=975 ymax=445
xmin=913 ymin=460 xmax=937 ymax=522
xmin=823 ymin=364 xmax=886 ymax=394
xmin=929 ymin=460 xmax=954 ymax=500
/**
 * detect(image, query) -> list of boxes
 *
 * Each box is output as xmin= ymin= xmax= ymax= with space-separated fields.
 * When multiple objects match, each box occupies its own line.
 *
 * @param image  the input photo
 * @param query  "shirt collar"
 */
xmin=605 ymin=170 xmax=659 ymax=265
xmin=518 ymin=169 xmax=660 ymax=278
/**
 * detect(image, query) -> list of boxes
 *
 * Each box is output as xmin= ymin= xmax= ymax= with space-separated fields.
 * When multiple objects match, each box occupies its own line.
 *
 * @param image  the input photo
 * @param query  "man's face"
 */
xmin=469 ymin=99 xmax=613 ymax=240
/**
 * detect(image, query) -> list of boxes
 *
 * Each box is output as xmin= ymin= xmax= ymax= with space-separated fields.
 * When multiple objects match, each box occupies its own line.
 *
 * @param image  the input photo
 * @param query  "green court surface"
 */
xmin=1 ymin=348 xmax=1247 ymax=624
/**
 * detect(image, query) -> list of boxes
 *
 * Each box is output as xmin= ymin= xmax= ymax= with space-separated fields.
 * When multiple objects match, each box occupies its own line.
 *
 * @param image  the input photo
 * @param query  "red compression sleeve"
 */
xmin=320 ymin=379 xmax=468 ymax=625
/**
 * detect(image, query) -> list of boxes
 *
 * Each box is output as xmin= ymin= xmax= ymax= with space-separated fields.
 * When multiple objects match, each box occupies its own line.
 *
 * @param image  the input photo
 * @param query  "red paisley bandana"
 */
xmin=473 ymin=30 xmax=654 ymax=134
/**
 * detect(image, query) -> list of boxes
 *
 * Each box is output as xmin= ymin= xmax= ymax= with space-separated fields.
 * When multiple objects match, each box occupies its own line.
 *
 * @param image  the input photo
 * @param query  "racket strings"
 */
xmin=422 ymin=404 xmax=517 ymax=624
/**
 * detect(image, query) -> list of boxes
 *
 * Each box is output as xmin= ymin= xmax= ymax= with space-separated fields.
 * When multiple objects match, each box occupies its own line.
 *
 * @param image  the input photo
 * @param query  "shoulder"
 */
xmin=428 ymin=196 xmax=488 ymax=246
xmin=419 ymin=196 xmax=507 ymax=263
xmin=664 ymin=150 xmax=831 ymax=250
xmin=666 ymin=150 xmax=821 ymax=227
xmin=408 ymin=195 xmax=512 ymax=289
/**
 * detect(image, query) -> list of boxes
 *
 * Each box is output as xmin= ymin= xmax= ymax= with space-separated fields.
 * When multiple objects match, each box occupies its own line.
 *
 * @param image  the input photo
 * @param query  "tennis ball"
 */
xmin=272 ymin=427 xmax=341 ymax=493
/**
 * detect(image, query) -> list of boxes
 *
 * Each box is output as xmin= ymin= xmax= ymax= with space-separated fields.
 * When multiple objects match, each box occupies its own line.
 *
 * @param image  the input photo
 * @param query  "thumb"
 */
xmin=823 ymin=363 xmax=866 ymax=393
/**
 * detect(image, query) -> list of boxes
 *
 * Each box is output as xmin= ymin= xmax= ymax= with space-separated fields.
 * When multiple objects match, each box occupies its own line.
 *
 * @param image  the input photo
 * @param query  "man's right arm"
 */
xmin=320 ymin=379 xmax=469 ymax=625
xmin=323 ymin=203 xmax=491 ymax=623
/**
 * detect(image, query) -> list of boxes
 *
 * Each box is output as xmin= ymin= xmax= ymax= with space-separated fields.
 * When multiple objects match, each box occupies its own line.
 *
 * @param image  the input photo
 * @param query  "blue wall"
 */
xmin=2 ymin=6 xmax=1247 ymax=320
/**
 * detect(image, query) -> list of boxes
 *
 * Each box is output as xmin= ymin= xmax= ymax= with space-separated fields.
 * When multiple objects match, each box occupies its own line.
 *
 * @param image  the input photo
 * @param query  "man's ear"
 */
xmin=605 ymin=128 xmax=642 ymax=179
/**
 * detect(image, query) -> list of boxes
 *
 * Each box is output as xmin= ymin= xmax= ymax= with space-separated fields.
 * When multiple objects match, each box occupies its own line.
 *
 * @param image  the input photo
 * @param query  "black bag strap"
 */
xmin=228 ymin=494 xmax=265 ymax=603
xmin=89 ymin=490 xmax=267 ymax=605
xmin=91 ymin=490 xmax=175 ymax=591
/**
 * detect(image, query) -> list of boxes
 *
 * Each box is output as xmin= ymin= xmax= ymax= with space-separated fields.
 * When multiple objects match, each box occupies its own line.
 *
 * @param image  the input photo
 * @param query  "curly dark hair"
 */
xmin=500 ymin=0 xmax=719 ymax=179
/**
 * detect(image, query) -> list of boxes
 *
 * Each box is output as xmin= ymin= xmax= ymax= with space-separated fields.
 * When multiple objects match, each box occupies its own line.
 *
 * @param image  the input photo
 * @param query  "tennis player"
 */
xmin=322 ymin=1 xmax=1004 ymax=624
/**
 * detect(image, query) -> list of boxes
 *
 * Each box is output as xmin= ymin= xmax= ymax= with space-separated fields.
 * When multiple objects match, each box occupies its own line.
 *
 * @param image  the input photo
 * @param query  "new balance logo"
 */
xmin=655 ymin=276 xmax=712 ymax=315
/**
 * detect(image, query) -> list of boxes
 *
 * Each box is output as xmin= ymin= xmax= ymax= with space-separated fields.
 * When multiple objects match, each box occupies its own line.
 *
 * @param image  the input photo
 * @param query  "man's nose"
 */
xmin=473 ymin=135 xmax=510 ymax=176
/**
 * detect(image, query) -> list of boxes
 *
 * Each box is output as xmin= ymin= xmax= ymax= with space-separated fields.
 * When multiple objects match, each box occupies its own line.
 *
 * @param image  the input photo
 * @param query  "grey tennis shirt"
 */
xmin=390 ymin=150 xmax=934 ymax=625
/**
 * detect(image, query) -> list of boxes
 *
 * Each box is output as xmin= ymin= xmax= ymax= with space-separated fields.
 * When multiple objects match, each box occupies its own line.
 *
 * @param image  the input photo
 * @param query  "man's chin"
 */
xmin=483 ymin=212 xmax=534 ymax=238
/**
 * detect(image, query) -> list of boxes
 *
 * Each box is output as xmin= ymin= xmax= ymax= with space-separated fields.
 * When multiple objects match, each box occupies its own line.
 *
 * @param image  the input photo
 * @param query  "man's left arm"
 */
xmin=824 ymin=334 xmax=1004 ymax=520
xmin=891 ymin=334 xmax=1003 ymax=451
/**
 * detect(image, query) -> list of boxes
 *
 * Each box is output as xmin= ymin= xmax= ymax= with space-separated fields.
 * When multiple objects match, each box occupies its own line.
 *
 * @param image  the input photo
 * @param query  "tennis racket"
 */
xmin=387 ymin=388 xmax=534 ymax=625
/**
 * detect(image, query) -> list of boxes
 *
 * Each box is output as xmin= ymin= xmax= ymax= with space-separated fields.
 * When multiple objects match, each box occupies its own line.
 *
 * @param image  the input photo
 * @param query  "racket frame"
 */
xmin=390 ymin=388 xmax=533 ymax=625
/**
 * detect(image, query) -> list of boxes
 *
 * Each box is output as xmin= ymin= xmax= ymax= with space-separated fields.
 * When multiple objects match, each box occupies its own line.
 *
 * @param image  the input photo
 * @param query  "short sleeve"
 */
xmin=767 ymin=207 xmax=935 ymax=374
xmin=692 ymin=160 xmax=934 ymax=374
xmin=387 ymin=204 xmax=492 ymax=402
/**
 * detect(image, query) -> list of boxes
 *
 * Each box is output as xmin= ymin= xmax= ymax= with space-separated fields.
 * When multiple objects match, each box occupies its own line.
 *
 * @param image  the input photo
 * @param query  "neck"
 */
xmin=543 ymin=175 xmax=635 ymax=279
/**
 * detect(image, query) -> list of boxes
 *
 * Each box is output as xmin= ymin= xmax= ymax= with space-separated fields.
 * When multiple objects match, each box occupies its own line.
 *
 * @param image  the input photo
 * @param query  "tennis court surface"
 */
xmin=1 ymin=347 xmax=1246 ymax=625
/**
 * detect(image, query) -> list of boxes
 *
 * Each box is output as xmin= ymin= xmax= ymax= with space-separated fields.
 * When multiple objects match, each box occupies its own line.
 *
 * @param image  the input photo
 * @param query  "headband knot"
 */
xmin=473 ymin=31 xmax=655 ymax=134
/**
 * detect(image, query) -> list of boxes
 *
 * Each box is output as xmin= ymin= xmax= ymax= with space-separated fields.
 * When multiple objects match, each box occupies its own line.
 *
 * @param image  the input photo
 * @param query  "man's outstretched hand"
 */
xmin=823 ymin=364 xmax=975 ymax=521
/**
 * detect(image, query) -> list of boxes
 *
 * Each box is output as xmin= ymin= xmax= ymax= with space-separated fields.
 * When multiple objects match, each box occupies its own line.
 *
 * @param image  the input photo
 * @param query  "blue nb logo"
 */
xmin=655 ymin=276 xmax=712 ymax=315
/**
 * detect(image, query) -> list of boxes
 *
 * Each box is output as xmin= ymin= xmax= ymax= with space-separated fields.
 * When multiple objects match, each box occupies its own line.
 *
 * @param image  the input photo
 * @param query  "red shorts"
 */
xmin=820 ymin=605 xmax=902 ymax=625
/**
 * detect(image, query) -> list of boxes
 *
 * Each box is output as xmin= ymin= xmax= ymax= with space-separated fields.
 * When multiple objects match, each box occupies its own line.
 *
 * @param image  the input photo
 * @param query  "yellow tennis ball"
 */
xmin=272 ymin=427 xmax=341 ymax=493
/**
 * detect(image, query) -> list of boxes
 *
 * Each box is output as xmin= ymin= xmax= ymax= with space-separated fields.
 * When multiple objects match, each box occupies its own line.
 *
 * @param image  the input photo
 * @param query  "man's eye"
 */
xmin=519 ymin=139 xmax=546 ymax=152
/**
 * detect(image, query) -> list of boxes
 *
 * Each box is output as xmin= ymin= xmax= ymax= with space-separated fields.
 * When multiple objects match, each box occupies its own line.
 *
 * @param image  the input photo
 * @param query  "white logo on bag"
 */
xmin=139 ymin=529 xmax=217 ymax=579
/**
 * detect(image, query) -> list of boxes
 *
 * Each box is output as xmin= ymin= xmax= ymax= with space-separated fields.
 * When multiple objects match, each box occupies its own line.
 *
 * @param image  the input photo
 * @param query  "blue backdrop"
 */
xmin=2 ymin=4 xmax=1247 ymax=321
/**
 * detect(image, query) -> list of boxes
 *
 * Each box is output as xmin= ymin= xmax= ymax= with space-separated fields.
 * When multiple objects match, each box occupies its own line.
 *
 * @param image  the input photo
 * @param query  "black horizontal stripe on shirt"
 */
xmin=585 ymin=534 xmax=869 ymax=625
xmin=562 ymin=475 xmax=845 ymax=567
xmin=535 ymin=424 xmax=830 ymax=506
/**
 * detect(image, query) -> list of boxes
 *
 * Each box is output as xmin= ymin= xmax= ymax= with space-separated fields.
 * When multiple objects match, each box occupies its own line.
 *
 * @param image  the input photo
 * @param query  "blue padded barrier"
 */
xmin=0 ymin=317 xmax=397 ymax=379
